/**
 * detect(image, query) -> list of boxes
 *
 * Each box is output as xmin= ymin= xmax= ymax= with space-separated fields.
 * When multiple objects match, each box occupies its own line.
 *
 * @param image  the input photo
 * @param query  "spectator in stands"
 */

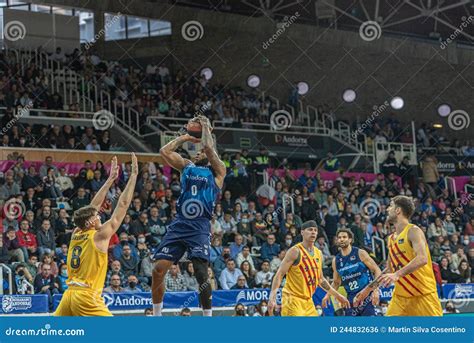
xmin=207 ymin=267 xmax=218 ymax=291
xmin=219 ymin=259 xmax=243 ymax=290
xmin=229 ymin=234 xmax=245 ymax=259
xmin=39 ymin=156 xmax=58 ymax=179
xmin=323 ymin=152 xmax=340 ymax=172
xmin=458 ymin=260 xmax=471 ymax=283
xmin=236 ymin=245 xmax=255 ymax=270
xmin=183 ymin=262 xmax=199 ymax=291
xmin=231 ymin=275 xmax=249 ymax=290
xmin=38 ymin=253 xmax=58 ymax=277
xmin=428 ymin=217 xmax=448 ymax=241
xmin=213 ymin=246 xmax=231 ymax=277
xmin=255 ymin=260 xmax=274 ymax=288
xmin=3 ymin=227 xmax=25 ymax=262
xmin=34 ymin=263 xmax=60 ymax=310
xmin=260 ymin=234 xmax=281 ymax=261
xmin=422 ymin=154 xmax=439 ymax=198
xmin=439 ymin=257 xmax=463 ymax=283
xmin=240 ymin=260 xmax=256 ymax=288
xmin=104 ymin=274 xmax=125 ymax=293
xmin=165 ymin=265 xmax=187 ymax=292
xmin=119 ymin=244 xmax=139 ymax=277
xmin=124 ymin=275 xmax=143 ymax=292
xmin=233 ymin=303 xmax=247 ymax=317
xmin=37 ymin=219 xmax=56 ymax=257
xmin=17 ymin=219 xmax=37 ymax=258
xmin=270 ymin=249 xmax=286 ymax=273
xmin=56 ymin=168 xmax=74 ymax=199
xmin=57 ymin=263 xmax=68 ymax=293
xmin=176 ymin=307 xmax=190 ymax=316
xmin=381 ymin=151 xmax=398 ymax=177
xmin=0 ymin=173 xmax=21 ymax=200
xmin=253 ymin=300 xmax=269 ymax=317
xmin=106 ymin=260 xmax=126 ymax=287
xmin=14 ymin=264 xmax=34 ymax=294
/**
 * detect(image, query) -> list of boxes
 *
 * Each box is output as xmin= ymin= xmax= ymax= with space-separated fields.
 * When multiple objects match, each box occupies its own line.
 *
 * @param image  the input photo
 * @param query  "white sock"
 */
xmin=203 ymin=309 xmax=212 ymax=317
xmin=153 ymin=302 xmax=163 ymax=316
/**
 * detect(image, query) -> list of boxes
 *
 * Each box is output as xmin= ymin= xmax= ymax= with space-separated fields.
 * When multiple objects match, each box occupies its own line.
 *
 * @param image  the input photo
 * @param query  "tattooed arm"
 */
xmin=198 ymin=116 xmax=226 ymax=189
xmin=319 ymin=275 xmax=351 ymax=308
xmin=160 ymin=134 xmax=200 ymax=171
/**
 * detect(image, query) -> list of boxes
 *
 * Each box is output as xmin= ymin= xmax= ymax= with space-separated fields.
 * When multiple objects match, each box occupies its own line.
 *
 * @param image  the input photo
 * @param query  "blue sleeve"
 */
xmin=260 ymin=244 xmax=269 ymax=260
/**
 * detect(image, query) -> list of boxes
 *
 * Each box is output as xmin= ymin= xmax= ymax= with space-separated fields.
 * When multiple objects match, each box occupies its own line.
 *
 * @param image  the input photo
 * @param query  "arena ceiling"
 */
xmin=165 ymin=0 xmax=474 ymax=43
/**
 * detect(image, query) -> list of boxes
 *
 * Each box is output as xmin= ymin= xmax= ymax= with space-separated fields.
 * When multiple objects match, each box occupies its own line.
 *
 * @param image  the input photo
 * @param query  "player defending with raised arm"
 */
xmin=321 ymin=228 xmax=382 ymax=316
xmin=377 ymin=195 xmax=442 ymax=316
xmin=268 ymin=221 xmax=350 ymax=316
xmin=152 ymin=116 xmax=226 ymax=317
xmin=54 ymin=154 xmax=138 ymax=316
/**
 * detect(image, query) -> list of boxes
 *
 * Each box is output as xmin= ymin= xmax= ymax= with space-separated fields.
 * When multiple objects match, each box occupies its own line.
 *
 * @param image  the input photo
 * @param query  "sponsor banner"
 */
xmin=442 ymin=283 xmax=474 ymax=299
xmin=0 ymin=294 xmax=48 ymax=314
xmin=436 ymin=156 xmax=474 ymax=176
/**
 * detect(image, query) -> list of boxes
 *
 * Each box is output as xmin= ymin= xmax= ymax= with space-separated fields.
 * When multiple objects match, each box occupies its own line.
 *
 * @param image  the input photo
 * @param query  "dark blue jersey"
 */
xmin=176 ymin=163 xmax=219 ymax=222
xmin=335 ymin=247 xmax=372 ymax=300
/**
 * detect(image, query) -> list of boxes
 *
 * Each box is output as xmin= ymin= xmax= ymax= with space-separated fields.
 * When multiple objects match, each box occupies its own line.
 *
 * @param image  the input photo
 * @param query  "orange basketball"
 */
xmin=187 ymin=121 xmax=202 ymax=138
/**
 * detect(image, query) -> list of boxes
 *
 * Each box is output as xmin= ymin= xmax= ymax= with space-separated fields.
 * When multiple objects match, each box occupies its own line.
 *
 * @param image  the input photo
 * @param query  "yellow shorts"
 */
xmin=387 ymin=292 xmax=442 ymax=316
xmin=281 ymin=292 xmax=318 ymax=317
xmin=53 ymin=287 xmax=112 ymax=317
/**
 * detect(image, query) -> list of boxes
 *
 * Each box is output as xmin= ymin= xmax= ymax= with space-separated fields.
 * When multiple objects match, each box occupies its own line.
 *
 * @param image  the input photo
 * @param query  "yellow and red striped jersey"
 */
xmin=283 ymin=243 xmax=323 ymax=299
xmin=388 ymin=223 xmax=438 ymax=297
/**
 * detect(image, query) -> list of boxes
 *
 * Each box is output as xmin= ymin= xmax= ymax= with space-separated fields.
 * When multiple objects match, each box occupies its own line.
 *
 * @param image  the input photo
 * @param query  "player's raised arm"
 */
xmin=380 ymin=225 xmax=428 ymax=287
xmin=322 ymin=257 xmax=341 ymax=308
xmin=268 ymin=246 xmax=299 ymax=315
xmin=90 ymin=156 xmax=119 ymax=208
xmin=160 ymin=134 xmax=200 ymax=171
xmin=198 ymin=116 xmax=226 ymax=189
xmin=96 ymin=153 xmax=138 ymax=242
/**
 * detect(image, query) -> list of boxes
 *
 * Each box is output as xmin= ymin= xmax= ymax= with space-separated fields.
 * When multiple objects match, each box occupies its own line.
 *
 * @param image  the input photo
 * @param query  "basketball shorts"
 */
xmin=53 ymin=287 xmax=112 ymax=317
xmin=281 ymin=291 xmax=318 ymax=317
xmin=153 ymin=219 xmax=211 ymax=263
xmin=386 ymin=292 xmax=442 ymax=316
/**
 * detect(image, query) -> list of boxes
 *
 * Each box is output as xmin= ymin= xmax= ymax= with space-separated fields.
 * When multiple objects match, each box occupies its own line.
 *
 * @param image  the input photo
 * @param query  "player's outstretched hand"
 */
xmin=334 ymin=293 xmax=351 ymax=309
xmin=353 ymin=287 xmax=370 ymax=307
xmin=108 ymin=156 xmax=119 ymax=182
xmin=379 ymin=272 xmax=399 ymax=288
xmin=371 ymin=288 xmax=380 ymax=306
xmin=268 ymin=297 xmax=277 ymax=316
xmin=131 ymin=153 xmax=138 ymax=176
xmin=322 ymin=293 xmax=332 ymax=308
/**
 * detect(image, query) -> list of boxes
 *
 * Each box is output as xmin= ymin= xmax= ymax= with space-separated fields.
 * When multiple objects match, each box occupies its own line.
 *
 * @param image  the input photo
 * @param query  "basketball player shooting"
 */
xmin=152 ymin=115 xmax=226 ymax=317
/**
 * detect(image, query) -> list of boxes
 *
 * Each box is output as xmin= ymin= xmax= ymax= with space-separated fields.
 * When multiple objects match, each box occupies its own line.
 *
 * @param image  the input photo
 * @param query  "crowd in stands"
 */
xmin=0 ymin=148 xmax=473 ymax=314
xmin=0 ymin=47 xmax=472 ymax=158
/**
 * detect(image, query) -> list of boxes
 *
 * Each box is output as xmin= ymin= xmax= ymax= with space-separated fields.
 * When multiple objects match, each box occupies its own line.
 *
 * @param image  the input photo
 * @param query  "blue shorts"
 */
xmin=153 ymin=218 xmax=211 ymax=263
xmin=345 ymin=293 xmax=376 ymax=317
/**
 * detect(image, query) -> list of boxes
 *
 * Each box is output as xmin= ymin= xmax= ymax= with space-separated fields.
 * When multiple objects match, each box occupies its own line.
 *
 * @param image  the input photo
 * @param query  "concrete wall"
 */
xmin=35 ymin=1 xmax=474 ymax=140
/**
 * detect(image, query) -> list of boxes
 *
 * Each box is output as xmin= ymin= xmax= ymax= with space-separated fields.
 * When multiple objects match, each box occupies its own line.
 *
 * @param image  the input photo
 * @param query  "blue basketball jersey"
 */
xmin=335 ymin=247 xmax=372 ymax=300
xmin=176 ymin=163 xmax=219 ymax=222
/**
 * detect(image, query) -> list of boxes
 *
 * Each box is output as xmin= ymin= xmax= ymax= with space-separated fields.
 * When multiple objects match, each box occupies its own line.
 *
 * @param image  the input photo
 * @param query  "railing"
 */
xmin=373 ymin=141 xmax=418 ymax=174
xmin=445 ymin=176 xmax=458 ymax=201
xmin=282 ymin=193 xmax=295 ymax=218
